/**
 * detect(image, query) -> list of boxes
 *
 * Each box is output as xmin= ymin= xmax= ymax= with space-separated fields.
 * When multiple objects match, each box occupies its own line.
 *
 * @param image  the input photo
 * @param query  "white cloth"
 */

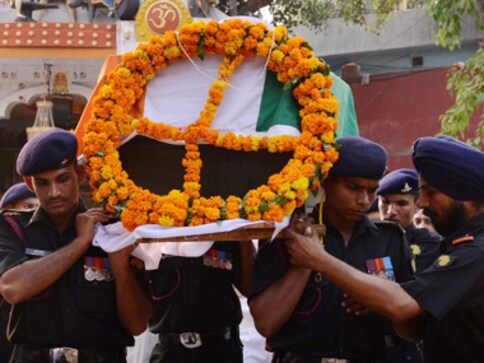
xmin=240 ymin=296 xmax=273 ymax=363
xmin=93 ymin=218 xmax=289 ymax=270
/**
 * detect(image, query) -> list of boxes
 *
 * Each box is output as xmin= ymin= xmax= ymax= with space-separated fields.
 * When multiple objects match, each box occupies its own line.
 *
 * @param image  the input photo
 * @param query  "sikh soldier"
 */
xmin=0 ymin=128 xmax=152 ymax=363
xmin=0 ymin=182 xmax=38 ymax=363
xmin=250 ymin=136 xmax=414 ymax=362
xmin=285 ymin=135 xmax=484 ymax=362
xmin=377 ymin=168 xmax=441 ymax=272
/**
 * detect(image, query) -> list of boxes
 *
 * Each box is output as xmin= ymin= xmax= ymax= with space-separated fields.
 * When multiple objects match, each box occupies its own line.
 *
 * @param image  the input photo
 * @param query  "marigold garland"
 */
xmin=83 ymin=18 xmax=340 ymax=231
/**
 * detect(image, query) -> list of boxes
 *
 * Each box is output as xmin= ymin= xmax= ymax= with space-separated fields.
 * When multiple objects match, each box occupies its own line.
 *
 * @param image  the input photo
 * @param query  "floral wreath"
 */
xmin=83 ymin=18 xmax=340 ymax=231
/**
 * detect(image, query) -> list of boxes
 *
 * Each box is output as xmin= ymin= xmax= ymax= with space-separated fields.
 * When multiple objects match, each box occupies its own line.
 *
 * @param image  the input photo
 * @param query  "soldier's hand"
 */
xmin=75 ymin=208 xmax=112 ymax=247
xmin=285 ymin=214 xmax=324 ymax=271
xmin=108 ymin=242 xmax=139 ymax=265
xmin=341 ymin=293 xmax=371 ymax=316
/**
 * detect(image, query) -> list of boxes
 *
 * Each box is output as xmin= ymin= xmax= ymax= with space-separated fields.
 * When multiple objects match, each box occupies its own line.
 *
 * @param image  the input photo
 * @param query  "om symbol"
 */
xmin=146 ymin=1 xmax=181 ymax=34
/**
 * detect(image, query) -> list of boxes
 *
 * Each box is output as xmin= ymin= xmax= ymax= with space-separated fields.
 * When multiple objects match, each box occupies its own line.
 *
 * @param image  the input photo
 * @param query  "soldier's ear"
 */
xmin=23 ymin=176 xmax=34 ymax=192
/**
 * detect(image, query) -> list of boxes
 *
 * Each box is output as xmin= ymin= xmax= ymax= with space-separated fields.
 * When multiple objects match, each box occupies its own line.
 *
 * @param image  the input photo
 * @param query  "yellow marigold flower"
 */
xmin=321 ymin=131 xmax=335 ymax=144
xmin=262 ymin=190 xmax=276 ymax=202
xmin=164 ymin=46 xmax=180 ymax=59
xmin=292 ymin=177 xmax=309 ymax=191
xmin=271 ymin=49 xmax=285 ymax=63
xmin=158 ymin=215 xmax=175 ymax=227
xmin=116 ymin=67 xmax=131 ymax=79
xmin=100 ymin=165 xmax=113 ymax=180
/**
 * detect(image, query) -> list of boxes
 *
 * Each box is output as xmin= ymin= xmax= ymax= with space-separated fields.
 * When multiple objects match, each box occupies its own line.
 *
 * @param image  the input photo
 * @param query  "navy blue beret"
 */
xmin=412 ymin=135 xmax=484 ymax=201
xmin=16 ymin=128 xmax=78 ymax=176
xmin=330 ymin=136 xmax=388 ymax=179
xmin=0 ymin=182 xmax=36 ymax=208
xmin=377 ymin=168 xmax=419 ymax=196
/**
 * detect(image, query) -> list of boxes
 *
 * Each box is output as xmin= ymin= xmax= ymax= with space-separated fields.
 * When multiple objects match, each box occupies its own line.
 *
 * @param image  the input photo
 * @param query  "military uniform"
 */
xmin=405 ymin=224 xmax=441 ymax=272
xmin=0 ymin=294 xmax=11 ymax=362
xmin=251 ymin=216 xmax=414 ymax=362
xmin=0 ymin=205 xmax=135 ymax=363
xmin=401 ymin=213 xmax=484 ymax=362
xmin=148 ymin=241 xmax=244 ymax=363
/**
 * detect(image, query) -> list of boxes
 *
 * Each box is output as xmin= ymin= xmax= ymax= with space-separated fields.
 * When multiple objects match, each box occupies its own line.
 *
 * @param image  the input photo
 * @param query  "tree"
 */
xmin=213 ymin=0 xmax=483 ymax=147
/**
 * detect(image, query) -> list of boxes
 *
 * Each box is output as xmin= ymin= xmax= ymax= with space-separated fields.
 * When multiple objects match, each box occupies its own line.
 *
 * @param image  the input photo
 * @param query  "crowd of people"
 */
xmin=0 ymin=128 xmax=482 ymax=363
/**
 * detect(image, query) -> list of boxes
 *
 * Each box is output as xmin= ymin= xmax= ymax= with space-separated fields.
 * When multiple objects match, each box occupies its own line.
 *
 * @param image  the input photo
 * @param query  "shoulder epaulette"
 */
xmin=452 ymin=235 xmax=474 ymax=245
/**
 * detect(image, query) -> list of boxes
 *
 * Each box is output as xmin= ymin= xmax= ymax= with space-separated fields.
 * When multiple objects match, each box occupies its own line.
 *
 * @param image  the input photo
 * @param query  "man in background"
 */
xmin=0 ymin=182 xmax=38 ymax=363
xmin=377 ymin=169 xmax=441 ymax=272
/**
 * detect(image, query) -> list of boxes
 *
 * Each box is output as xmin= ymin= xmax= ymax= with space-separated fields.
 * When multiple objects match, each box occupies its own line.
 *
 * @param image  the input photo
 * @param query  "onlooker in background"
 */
xmin=0 ymin=182 xmax=38 ymax=363
xmin=412 ymin=208 xmax=437 ymax=233
xmin=377 ymin=168 xmax=441 ymax=272
xmin=250 ymin=136 xmax=414 ymax=362
xmin=0 ymin=128 xmax=151 ymax=363
xmin=0 ymin=182 xmax=38 ymax=210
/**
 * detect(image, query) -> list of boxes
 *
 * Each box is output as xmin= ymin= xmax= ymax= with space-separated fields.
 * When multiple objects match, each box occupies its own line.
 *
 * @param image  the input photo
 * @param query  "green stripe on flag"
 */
xmin=256 ymin=71 xmax=301 ymax=132
xmin=256 ymin=71 xmax=359 ymax=137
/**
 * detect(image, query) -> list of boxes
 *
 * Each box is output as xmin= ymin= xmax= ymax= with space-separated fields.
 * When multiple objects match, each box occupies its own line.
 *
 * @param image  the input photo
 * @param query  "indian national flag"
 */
xmin=75 ymin=54 xmax=358 ymax=151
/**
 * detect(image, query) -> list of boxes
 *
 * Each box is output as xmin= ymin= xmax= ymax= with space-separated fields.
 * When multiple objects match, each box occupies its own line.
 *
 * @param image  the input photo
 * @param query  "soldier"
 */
xmin=377 ymin=168 xmax=441 ymax=272
xmin=0 ymin=183 xmax=38 ymax=211
xmin=0 ymin=128 xmax=152 ymax=363
xmin=412 ymin=209 xmax=436 ymax=233
xmin=250 ymin=136 xmax=414 ymax=362
xmin=285 ymin=135 xmax=484 ymax=362
xmin=148 ymin=239 xmax=255 ymax=363
xmin=0 ymin=182 xmax=38 ymax=363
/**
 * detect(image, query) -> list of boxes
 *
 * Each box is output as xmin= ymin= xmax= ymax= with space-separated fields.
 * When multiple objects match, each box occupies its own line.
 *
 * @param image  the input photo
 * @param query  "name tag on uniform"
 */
xmin=25 ymin=248 xmax=51 ymax=257
xmin=366 ymin=256 xmax=395 ymax=281
xmin=203 ymin=249 xmax=233 ymax=270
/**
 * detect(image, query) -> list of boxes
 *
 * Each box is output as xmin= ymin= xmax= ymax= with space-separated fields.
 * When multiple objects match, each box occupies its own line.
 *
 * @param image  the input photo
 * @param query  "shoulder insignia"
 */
xmin=452 ymin=235 xmax=474 ymax=245
xmin=433 ymin=254 xmax=456 ymax=269
xmin=410 ymin=244 xmax=421 ymax=256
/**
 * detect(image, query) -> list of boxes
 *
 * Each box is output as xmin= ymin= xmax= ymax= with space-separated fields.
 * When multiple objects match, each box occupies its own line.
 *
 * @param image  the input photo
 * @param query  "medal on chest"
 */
xmin=203 ymin=249 xmax=233 ymax=271
xmin=366 ymin=256 xmax=395 ymax=281
xmin=84 ymin=256 xmax=113 ymax=282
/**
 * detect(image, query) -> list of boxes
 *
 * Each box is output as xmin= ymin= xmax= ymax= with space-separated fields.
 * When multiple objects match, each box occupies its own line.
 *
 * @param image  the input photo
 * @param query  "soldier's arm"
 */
xmin=234 ymin=240 xmax=256 ymax=297
xmin=285 ymin=225 xmax=424 ymax=322
xmin=249 ymin=265 xmax=311 ymax=338
xmin=0 ymin=209 xmax=111 ymax=303
xmin=108 ymin=246 xmax=152 ymax=336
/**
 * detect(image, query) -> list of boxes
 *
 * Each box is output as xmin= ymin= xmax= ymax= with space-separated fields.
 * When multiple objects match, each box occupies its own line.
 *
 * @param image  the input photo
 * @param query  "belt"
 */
xmin=273 ymin=351 xmax=350 ymax=363
xmin=163 ymin=326 xmax=236 ymax=349
xmin=14 ymin=344 xmax=126 ymax=362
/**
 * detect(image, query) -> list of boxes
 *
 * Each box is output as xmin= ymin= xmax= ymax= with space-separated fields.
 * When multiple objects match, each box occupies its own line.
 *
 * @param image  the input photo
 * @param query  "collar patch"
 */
xmin=434 ymin=254 xmax=456 ymax=269
xmin=410 ymin=244 xmax=421 ymax=256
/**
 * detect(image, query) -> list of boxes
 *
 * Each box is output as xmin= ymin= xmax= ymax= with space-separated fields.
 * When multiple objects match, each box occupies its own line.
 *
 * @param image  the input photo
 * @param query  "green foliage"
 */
xmin=424 ymin=0 xmax=484 ymax=51
xmin=267 ymin=0 xmax=344 ymax=31
xmin=439 ymin=49 xmax=484 ymax=149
